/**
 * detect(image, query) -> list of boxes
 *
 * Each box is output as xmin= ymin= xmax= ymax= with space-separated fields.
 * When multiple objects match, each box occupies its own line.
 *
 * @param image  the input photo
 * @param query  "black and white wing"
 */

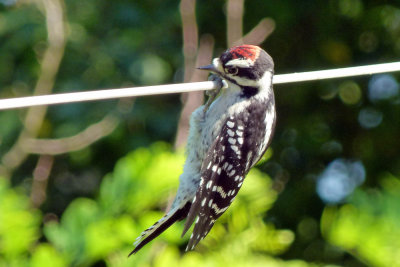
xmin=182 ymin=100 xmax=276 ymax=251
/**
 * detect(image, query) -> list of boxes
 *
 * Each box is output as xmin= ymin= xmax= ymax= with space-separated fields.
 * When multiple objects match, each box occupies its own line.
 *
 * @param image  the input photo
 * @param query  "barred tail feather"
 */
xmin=128 ymin=201 xmax=191 ymax=256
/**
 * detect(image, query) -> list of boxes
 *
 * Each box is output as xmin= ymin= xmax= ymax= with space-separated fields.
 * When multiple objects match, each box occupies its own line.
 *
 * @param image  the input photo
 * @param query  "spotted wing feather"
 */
xmin=182 ymin=98 xmax=275 ymax=251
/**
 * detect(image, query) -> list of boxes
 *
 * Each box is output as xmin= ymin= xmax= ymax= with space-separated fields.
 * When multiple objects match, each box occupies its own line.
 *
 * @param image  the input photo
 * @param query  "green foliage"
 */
xmin=321 ymin=174 xmax=400 ymax=267
xmin=0 ymin=179 xmax=41 ymax=263
xmin=0 ymin=143 xmax=319 ymax=266
xmin=42 ymin=143 xmax=309 ymax=266
xmin=99 ymin=143 xmax=185 ymax=215
xmin=0 ymin=178 xmax=67 ymax=266
xmin=44 ymin=143 xmax=183 ymax=265
xmin=31 ymin=244 xmax=67 ymax=267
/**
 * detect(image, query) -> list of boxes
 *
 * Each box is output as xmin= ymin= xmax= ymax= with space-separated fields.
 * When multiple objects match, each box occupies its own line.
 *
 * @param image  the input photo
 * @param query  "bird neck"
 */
xmin=240 ymin=86 xmax=259 ymax=98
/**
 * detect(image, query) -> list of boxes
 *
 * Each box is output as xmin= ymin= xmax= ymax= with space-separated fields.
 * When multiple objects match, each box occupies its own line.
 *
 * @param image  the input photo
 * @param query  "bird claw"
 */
xmin=206 ymin=75 xmax=228 ymax=96
xmin=204 ymin=75 xmax=227 ymax=113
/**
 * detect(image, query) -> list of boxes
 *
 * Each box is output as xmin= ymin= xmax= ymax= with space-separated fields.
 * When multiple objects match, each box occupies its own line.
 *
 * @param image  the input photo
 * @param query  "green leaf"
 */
xmin=321 ymin=174 xmax=400 ymax=267
xmin=0 ymin=179 xmax=41 ymax=259
xmin=31 ymin=244 xmax=67 ymax=267
xmin=44 ymin=198 xmax=99 ymax=264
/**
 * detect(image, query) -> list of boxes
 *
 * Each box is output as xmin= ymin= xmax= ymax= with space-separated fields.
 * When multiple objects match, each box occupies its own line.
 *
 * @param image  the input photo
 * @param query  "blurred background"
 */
xmin=0 ymin=0 xmax=400 ymax=266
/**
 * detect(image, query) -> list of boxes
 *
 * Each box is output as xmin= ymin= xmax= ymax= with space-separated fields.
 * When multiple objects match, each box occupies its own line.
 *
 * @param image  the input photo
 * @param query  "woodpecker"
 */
xmin=129 ymin=45 xmax=276 ymax=255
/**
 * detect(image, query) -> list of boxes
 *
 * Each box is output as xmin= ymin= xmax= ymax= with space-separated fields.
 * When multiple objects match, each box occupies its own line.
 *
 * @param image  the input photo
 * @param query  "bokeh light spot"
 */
xmin=381 ymin=6 xmax=400 ymax=33
xmin=317 ymin=159 xmax=365 ymax=203
xmin=320 ymin=41 xmax=351 ymax=64
xmin=358 ymin=31 xmax=378 ymax=53
xmin=319 ymin=86 xmax=338 ymax=100
xmin=338 ymin=81 xmax=361 ymax=105
xmin=130 ymin=54 xmax=172 ymax=85
xmin=68 ymin=23 xmax=88 ymax=44
xmin=368 ymin=74 xmax=399 ymax=102
xmin=297 ymin=217 xmax=318 ymax=241
xmin=339 ymin=0 xmax=363 ymax=18
xmin=307 ymin=120 xmax=331 ymax=143
xmin=320 ymin=140 xmax=343 ymax=156
xmin=358 ymin=107 xmax=383 ymax=129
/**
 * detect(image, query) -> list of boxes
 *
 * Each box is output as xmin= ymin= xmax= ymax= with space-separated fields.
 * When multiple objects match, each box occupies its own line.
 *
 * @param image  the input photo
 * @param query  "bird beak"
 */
xmin=197 ymin=63 xmax=217 ymax=72
xmin=198 ymin=58 xmax=222 ymax=73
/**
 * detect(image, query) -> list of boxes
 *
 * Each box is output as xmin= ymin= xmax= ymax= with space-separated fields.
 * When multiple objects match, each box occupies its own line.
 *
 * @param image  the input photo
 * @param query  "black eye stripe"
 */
xmin=224 ymin=66 xmax=256 ymax=79
xmin=236 ymin=67 xmax=259 ymax=80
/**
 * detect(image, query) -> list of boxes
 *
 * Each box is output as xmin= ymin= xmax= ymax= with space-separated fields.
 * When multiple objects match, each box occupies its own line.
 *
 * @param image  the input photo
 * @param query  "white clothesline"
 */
xmin=0 ymin=61 xmax=400 ymax=111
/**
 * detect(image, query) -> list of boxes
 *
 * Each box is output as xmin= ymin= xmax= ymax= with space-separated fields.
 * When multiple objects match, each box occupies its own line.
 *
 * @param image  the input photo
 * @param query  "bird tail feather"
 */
xmin=128 ymin=201 xmax=191 ymax=256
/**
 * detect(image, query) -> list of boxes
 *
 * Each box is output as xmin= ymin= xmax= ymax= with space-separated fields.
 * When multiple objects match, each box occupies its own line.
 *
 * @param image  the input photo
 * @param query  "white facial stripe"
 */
xmin=225 ymin=58 xmax=253 ymax=68
xmin=229 ymin=75 xmax=258 ymax=87
xmin=260 ymin=71 xmax=273 ymax=87
xmin=237 ymin=70 xmax=272 ymax=87
xmin=212 ymin=58 xmax=224 ymax=72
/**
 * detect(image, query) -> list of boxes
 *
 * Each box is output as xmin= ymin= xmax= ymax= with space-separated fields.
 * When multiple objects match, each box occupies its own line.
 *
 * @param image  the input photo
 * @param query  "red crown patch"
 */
xmin=229 ymin=45 xmax=260 ymax=61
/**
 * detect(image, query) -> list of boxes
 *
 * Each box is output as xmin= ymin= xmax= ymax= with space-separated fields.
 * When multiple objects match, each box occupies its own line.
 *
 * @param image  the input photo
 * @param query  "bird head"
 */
xmin=198 ymin=45 xmax=274 ymax=90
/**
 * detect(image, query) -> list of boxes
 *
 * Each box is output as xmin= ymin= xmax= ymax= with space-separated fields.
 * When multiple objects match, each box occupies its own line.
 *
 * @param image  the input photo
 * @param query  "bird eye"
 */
xmin=226 ymin=67 xmax=239 ymax=75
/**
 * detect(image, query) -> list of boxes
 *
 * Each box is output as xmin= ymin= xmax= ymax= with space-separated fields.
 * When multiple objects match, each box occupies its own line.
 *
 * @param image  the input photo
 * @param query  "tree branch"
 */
xmin=30 ymin=155 xmax=54 ymax=207
xmin=227 ymin=0 xmax=244 ymax=46
xmin=175 ymin=0 xmax=214 ymax=149
xmin=175 ymin=35 xmax=215 ymax=149
xmin=1 ymin=0 xmax=66 ymax=178
xmin=227 ymin=0 xmax=275 ymax=47
xmin=242 ymin=18 xmax=275 ymax=46
xmin=21 ymin=113 xmax=119 ymax=155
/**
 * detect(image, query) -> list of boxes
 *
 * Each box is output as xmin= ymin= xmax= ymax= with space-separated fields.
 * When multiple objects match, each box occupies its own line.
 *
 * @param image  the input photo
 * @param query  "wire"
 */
xmin=273 ymin=61 xmax=400 ymax=84
xmin=0 ymin=81 xmax=216 ymax=111
xmin=0 ymin=61 xmax=400 ymax=111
